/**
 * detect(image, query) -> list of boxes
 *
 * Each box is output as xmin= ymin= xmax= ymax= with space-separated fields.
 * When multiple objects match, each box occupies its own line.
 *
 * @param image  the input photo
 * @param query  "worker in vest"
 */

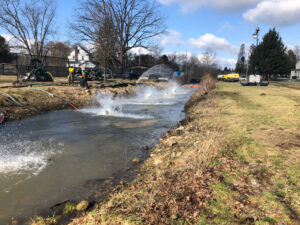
xmin=68 ymin=66 xmax=74 ymax=85
xmin=80 ymin=65 xmax=89 ymax=89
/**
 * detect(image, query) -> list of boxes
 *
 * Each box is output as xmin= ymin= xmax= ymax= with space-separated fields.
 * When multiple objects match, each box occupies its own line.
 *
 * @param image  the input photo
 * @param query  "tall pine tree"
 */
xmin=249 ymin=28 xmax=289 ymax=79
xmin=287 ymin=49 xmax=297 ymax=71
xmin=235 ymin=44 xmax=246 ymax=75
xmin=0 ymin=35 xmax=13 ymax=63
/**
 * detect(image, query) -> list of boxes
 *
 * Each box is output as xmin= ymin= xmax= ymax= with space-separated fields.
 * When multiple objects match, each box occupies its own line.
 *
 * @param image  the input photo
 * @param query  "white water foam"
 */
xmin=80 ymin=81 xmax=188 ymax=118
xmin=80 ymin=94 xmax=154 ymax=119
xmin=0 ymin=139 xmax=63 ymax=176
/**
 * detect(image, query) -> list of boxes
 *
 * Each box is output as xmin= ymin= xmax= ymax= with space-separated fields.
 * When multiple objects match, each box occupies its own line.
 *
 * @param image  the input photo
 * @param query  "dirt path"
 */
xmin=270 ymin=81 xmax=300 ymax=90
xmin=52 ymin=82 xmax=300 ymax=225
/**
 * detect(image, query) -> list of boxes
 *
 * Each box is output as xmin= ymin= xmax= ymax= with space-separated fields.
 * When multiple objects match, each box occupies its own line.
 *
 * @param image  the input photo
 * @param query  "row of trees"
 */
xmin=0 ymin=0 xmax=165 ymax=74
xmin=0 ymin=35 xmax=14 ymax=63
xmin=0 ymin=0 xmax=218 ymax=82
xmin=235 ymin=28 xmax=299 ymax=78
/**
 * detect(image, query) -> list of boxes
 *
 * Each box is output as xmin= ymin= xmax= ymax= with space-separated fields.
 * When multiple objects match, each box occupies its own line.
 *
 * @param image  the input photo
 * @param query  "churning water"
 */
xmin=0 ymin=82 xmax=194 ymax=224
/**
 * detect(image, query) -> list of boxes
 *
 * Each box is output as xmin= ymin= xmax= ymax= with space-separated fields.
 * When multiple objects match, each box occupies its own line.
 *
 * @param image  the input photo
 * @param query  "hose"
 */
xmin=182 ymin=85 xmax=200 ymax=88
xmin=29 ymin=88 xmax=79 ymax=110
xmin=0 ymin=91 xmax=41 ymax=113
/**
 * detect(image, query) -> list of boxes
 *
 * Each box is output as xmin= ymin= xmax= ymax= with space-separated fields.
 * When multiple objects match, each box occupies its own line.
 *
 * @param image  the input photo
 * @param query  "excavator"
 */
xmin=23 ymin=58 xmax=54 ymax=82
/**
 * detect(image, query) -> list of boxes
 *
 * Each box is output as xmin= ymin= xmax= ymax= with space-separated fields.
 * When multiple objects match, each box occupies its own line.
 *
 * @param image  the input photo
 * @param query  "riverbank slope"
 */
xmin=0 ymin=80 xmax=163 ymax=121
xmin=65 ymin=82 xmax=300 ymax=224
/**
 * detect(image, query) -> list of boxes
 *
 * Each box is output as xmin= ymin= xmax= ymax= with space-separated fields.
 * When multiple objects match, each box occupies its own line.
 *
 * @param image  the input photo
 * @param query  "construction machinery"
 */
xmin=23 ymin=59 xmax=54 ymax=82
xmin=73 ymin=68 xmax=103 ymax=81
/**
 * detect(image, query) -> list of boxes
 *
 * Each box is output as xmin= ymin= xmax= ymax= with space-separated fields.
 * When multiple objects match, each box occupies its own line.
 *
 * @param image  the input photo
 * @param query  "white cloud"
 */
xmin=243 ymin=0 xmax=300 ymax=27
xmin=158 ymin=0 xmax=261 ymax=13
xmin=219 ymin=22 xmax=234 ymax=32
xmin=159 ymin=29 xmax=185 ymax=47
xmin=189 ymin=33 xmax=238 ymax=54
xmin=211 ymin=0 xmax=262 ymax=12
xmin=216 ymin=58 xmax=237 ymax=69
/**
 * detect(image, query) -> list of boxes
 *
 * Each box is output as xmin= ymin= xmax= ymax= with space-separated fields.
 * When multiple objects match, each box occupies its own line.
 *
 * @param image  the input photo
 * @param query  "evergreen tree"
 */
xmin=249 ymin=28 xmax=289 ymax=78
xmin=0 ymin=35 xmax=13 ymax=63
xmin=223 ymin=66 xmax=229 ymax=74
xmin=235 ymin=44 xmax=246 ymax=75
xmin=287 ymin=49 xmax=297 ymax=71
xmin=248 ymin=44 xmax=256 ymax=75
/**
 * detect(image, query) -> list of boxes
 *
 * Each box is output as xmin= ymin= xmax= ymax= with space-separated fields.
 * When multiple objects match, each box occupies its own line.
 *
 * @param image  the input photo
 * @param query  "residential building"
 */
xmin=290 ymin=61 xmax=300 ymax=79
xmin=68 ymin=46 xmax=96 ymax=68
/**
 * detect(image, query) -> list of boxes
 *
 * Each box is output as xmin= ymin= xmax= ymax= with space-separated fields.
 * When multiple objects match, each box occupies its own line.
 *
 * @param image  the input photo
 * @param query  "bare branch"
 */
xmin=70 ymin=0 xmax=165 ymax=71
xmin=0 ymin=0 xmax=57 ymax=61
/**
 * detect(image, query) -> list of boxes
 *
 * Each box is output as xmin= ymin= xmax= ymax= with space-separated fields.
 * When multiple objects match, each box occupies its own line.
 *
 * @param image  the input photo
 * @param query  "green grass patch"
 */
xmin=63 ymin=203 xmax=76 ymax=215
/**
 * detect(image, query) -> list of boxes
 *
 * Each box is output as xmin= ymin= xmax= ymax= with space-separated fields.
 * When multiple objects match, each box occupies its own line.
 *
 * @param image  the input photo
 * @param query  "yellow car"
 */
xmin=224 ymin=73 xmax=240 ymax=82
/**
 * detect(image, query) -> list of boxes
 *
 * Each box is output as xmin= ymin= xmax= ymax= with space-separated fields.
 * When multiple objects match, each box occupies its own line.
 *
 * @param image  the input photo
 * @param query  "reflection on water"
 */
xmin=0 ymin=83 xmax=194 ymax=224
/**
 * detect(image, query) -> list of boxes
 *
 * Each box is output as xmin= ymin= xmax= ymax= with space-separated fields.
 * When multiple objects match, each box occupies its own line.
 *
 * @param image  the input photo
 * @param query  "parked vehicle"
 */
xmin=224 ymin=73 xmax=240 ymax=82
xmin=217 ymin=75 xmax=224 ymax=81
xmin=241 ymin=75 xmax=269 ymax=86
xmin=239 ymin=76 xmax=246 ymax=81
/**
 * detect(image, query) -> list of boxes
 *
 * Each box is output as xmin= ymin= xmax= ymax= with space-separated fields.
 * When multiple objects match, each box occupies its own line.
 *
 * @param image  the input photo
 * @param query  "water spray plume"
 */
xmin=80 ymin=81 xmax=188 ymax=118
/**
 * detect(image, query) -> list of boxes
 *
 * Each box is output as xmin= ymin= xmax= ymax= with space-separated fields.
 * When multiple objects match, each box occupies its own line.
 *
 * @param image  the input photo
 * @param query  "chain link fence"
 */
xmin=0 ymin=53 xmax=69 ymax=78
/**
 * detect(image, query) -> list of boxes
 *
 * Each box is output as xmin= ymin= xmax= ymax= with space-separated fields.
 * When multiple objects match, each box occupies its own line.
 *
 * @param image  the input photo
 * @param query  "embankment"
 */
xmin=0 ymin=81 xmax=162 ymax=122
xmin=65 ymin=81 xmax=300 ymax=224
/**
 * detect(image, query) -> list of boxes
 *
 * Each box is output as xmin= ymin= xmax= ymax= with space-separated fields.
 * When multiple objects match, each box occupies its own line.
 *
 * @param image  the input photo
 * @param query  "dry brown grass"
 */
xmin=31 ymin=80 xmax=300 ymax=225
xmin=68 ymin=76 xmax=222 ymax=225
xmin=67 ymin=81 xmax=300 ymax=225
xmin=0 ymin=80 xmax=145 ymax=121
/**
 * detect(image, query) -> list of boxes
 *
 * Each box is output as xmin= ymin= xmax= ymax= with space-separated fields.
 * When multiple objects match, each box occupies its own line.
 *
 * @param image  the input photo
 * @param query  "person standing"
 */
xmin=80 ymin=65 xmax=89 ymax=89
xmin=68 ymin=66 xmax=75 ymax=85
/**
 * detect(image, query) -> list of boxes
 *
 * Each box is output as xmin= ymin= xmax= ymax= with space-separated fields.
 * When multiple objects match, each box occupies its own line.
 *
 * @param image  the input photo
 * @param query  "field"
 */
xmin=0 ymin=75 xmax=17 ymax=84
xmin=62 ymin=81 xmax=300 ymax=225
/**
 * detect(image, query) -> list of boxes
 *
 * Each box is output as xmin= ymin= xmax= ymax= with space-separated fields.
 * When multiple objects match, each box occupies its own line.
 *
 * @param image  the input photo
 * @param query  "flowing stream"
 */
xmin=0 ymin=83 xmax=195 ymax=224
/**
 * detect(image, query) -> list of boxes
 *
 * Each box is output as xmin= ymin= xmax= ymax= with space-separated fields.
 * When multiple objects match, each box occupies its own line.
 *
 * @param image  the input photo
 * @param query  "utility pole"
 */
xmin=252 ymin=27 xmax=260 ymax=76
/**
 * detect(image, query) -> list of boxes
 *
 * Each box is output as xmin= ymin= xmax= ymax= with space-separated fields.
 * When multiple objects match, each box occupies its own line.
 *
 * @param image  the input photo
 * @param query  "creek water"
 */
xmin=0 ymin=83 xmax=195 ymax=224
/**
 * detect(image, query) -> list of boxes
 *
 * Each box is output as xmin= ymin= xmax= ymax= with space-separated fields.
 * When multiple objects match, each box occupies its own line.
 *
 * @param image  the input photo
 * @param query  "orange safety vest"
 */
xmin=81 ymin=70 xmax=86 ymax=78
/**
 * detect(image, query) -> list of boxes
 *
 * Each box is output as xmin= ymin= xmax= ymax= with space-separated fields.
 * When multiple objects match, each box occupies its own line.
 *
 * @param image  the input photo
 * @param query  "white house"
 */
xmin=68 ymin=46 xmax=96 ymax=68
xmin=290 ymin=61 xmax=300 ymax=79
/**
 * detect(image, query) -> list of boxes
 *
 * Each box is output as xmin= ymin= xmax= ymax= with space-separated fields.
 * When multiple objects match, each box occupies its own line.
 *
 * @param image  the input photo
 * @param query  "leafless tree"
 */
xmin=45 ymin=41 xmax=72 ymax=58
xmin=71 ymin=0 xmax=165 ymax=72
xmin=0 ymin=0 xmax=56 ymax=62
xmin=201 ymin=48 xmax=216 ymax=66
xmin=294 ymin=45 xmax=300 ymax=61
xmin=95 ymin=15 xmax=118 ymax=82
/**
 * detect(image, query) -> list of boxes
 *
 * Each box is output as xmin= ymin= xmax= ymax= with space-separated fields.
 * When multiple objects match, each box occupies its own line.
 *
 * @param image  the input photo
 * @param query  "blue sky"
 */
xmin=2 ymin=0 xmax=300 ymax=68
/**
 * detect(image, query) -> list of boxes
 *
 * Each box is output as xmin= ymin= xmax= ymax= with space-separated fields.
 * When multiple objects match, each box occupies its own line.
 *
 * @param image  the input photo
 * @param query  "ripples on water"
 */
xmin=0 ymin=81 xmax=194 ymax=224
xmin=0 ymin=138 xmax=63 ymax=176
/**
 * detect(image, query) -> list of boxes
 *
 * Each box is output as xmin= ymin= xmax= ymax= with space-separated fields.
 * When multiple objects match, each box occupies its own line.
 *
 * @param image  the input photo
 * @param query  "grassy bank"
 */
xmin=0 ymin=80 xmax=157 ymax=121
xmin=59 ymin=82 xmax=300 ymax=225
